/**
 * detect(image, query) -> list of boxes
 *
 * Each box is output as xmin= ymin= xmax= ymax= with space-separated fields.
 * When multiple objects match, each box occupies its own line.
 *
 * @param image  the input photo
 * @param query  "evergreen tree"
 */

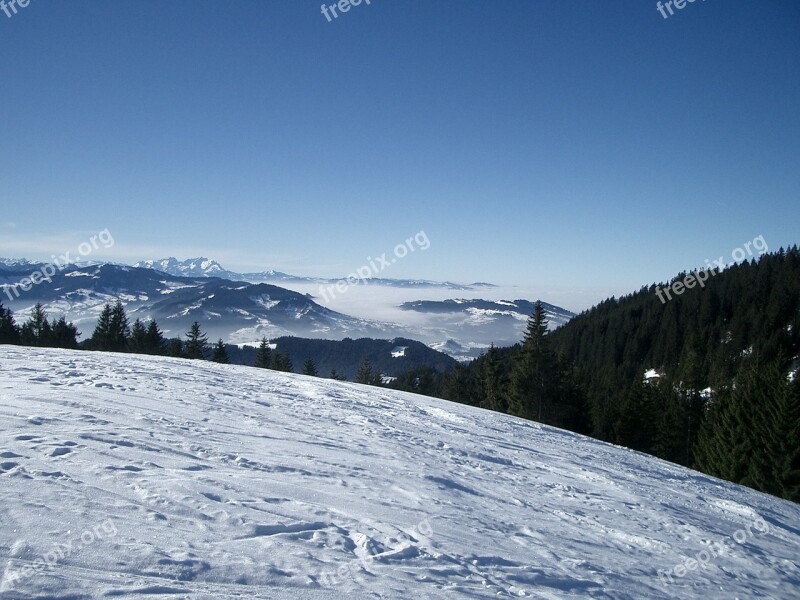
xmin=89 ymin=303 xmax=114 ymax=351
xmin=254 ymin=337 xmax=272 ymax=368
xmin=329 ymin=368 xmax=346 ymax=381
xmin=167 ymin=338 xmax=184 ymax=358
xmin=508 ymin=302 xmax=558 ymax=422
xmin=128 ymin=319 xmax=149 ymax=354
xmin=355 ymin=357 xmax=374 ymax=385
xmin=212 ymin=339 xmax=230 ymax=364
xmin=20 ymin=303 xmax=51 ymax=347
xmin=442 ymin=362 xmax=471 ymax=405
xmin=271 ymin=351 xmax=293 ymax=372
xmin=302 ymin=357 xmax=318 ymax=376
xmin=782 ymin=376 xmax=800 ymax=501
xmin=481 ymin=344 xmax=506 ymax=412
xmin=145 ymin=320 xmax=166 ymax=355
xmin=49 ymin=316 xmax=79 ymax=349
xmin=184 ymin=322 xmax=209 ymax=360
xmin=0 ymin=301 xmax=20 ymax=344
xmin=693 ymin=357 xmax=789 ymax=494
xmin=108 ymin=300 xmax=130 ymax=352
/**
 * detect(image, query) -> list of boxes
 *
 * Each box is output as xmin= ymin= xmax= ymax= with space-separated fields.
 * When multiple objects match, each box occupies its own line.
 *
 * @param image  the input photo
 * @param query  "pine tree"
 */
xmin=20 ymin=303 xmax=51 ymax=347
xmin=782 ymin=376 xmax=800 ymax=501
xmin=270 ymin=351 xmax=293 ymax=372
xmin=508 ymin=302 xmax=558 ymax=422
xmin=254 ymin=337 xmax=272 ymax=368
xmin=736 ymin=359 xmax=800 ymax=501
xmin=109 ymin=300 xmax=130 ymax=352
xmin=184 ymin=322 xmax=209 ymax=360
xmin=355 ymin=357 xmax=374 ymax=384
xmin=694 ymin=359 xmax=762 ymax=487
xmin=481 ymin=344 xmax=506 ymax=413
xmin=90 ymin=303 xmax=114 ymax=351
xmin=0 ymin=301 xmax=20 ymax=344
xmin=329 ymin=368 xmax=346 ymax=381
xmin=167 ymin=338 xmax=184 ymax=358
xmin=145 ymin=320 xmax=166 ymax=355
xmin=49 ymin=316 xmax=79 ymax=349
xmin=128 ymin=319 xmax=149 ymax=354
xmin=302 ymin=357 xmax=318 ymax=376
xmin=212 ymin=339 xmax=230 ymax=364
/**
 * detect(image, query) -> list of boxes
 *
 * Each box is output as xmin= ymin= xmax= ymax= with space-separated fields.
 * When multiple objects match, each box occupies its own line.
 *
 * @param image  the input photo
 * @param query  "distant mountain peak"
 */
xmin=134 ymin=257 xmax=226 ymax=277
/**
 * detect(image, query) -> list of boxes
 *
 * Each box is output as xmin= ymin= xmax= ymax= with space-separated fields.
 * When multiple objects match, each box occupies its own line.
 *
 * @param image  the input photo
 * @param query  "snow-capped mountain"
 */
xmin=399 ymin=299 xmax=577 ymax=357
xmin=133 ymin=257 xmax=301 ymax=283
xmin=135 ymin=256 xmax=494 ymax=290
xmin=1 ymin=259 xmax=576 ymax=358
xmin=0 ymin=262 xmax=399 ymax=343
xmin=1 ymin=346 xmax=798 ymax=598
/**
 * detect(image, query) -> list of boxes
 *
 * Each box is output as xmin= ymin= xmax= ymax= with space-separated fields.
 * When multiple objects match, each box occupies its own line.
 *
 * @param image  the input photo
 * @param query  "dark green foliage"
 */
xmin=0 ymin=300 xmax=20 ymax=344
xmin=128 ymin=319 xmax=149 ymax=354
xmin=49 ymin=316 xmax=79 ymax=349
xmin=166 ymin=338 xmax=184 ymax=358
xmin=184 ymin=322 xmax=208 ymax=360
xmin=231 ymin=336 xmax=456 ymax=380
xmin=270 ymin=351 xmax=293 ymax=373
xmin=14 ymin=303 xmax=78 ymax=349
xmin=109 ymin=301 xmax=130 ymax=352
xmin=89 ymin=304 xmax=114 ymax=351
xmin=695 ymin=357 xmax=800 ymax=502
xmin=145 ymin=321 xmax=166 ymax=354
xmin=125 ymin=318 xmax=166 ymax=355
xmin=302 ymin=358 xmax=318 ymax=376
xmin=89 ymin=301 xmax=129 ymax=352
xmin=550 ymin=247 xmax=800 ymax=447
xmin=329 ymin=368 xmax=347 ymax=381
xmin=254 ymin=338 xmax=272 ymax=369
xmin=20 ymin=303 xmax=51 ymax=346
xmin=481 ymin=344 xmax=506 ymax=413
xmin=509 ymin=302 xmax=557 ymax=421
xmin=355 ymin=357 xmax=382 ymax=386
xmin=212 ymin=339 xmax=230 ymax=364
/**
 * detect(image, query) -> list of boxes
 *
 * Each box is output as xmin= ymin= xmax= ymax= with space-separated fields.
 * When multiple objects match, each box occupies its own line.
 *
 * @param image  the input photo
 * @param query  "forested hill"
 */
xmin=550 ymin=246 xmax=800 ymax=418
xmin=451 ymin=247 xmax=799 ymax=502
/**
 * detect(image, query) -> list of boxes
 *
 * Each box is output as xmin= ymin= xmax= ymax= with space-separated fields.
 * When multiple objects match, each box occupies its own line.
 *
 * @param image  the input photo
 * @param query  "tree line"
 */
xmin=382 ymin=247 xmax=800 ymax=503
xmin=3 ymin=247 xmax=798 ymax=501
xmin=0 ymin=300 xmax=315 ymax=375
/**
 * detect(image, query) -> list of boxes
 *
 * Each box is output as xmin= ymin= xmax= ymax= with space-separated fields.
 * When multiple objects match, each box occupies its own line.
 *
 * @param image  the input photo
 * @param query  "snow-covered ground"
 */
xmin=0 ymin=347 xmax=798 ymax=599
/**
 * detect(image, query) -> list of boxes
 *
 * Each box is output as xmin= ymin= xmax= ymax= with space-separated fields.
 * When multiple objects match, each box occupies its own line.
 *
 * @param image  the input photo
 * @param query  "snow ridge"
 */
xmin=0 ymin=347 xmax=798 ymax=599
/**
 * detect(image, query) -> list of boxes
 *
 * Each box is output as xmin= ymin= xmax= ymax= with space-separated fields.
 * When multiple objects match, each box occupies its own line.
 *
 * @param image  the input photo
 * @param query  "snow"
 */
xmin=391 ymin=346 xmax=408 ymax=358
xmin=644 ymin=368 xmax=661 ymax=381
xmin=0 ymin=347 xmax=798 ymax=599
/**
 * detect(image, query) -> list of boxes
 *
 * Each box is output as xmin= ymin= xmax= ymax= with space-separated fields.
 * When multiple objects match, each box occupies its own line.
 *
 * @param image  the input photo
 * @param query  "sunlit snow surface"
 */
xmin=0 ymin=347 xmax=798 ymax=599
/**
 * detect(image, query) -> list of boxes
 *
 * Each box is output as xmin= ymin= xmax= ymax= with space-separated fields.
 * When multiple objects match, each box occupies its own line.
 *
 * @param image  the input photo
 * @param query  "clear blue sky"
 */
xmin=1 ymin=1 xmax=798 ymax=296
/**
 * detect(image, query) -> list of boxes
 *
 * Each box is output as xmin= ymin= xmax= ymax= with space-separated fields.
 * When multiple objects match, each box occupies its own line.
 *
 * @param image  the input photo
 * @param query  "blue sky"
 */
xmin=1 ymin=1 xmax=798 ymax=303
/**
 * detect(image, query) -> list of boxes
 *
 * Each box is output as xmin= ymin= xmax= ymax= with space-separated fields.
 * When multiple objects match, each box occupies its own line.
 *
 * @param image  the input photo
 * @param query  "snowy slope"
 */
xmin=0 ymin=347 xmax=798 ymax=599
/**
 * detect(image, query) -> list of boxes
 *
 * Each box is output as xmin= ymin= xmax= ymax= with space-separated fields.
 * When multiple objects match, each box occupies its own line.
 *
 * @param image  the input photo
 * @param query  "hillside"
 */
xmin=227 ymin=336 xmax=457 ymax=380
xmin=1 ymin=347 xmax=798 ymax=598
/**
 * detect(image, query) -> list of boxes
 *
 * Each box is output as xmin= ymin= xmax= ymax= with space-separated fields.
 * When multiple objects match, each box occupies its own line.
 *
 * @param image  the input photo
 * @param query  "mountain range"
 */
xmin=0 ymin=257 xmax=574 ymax=357
xmin=134 ymin=257 xmax=496 ymax=290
